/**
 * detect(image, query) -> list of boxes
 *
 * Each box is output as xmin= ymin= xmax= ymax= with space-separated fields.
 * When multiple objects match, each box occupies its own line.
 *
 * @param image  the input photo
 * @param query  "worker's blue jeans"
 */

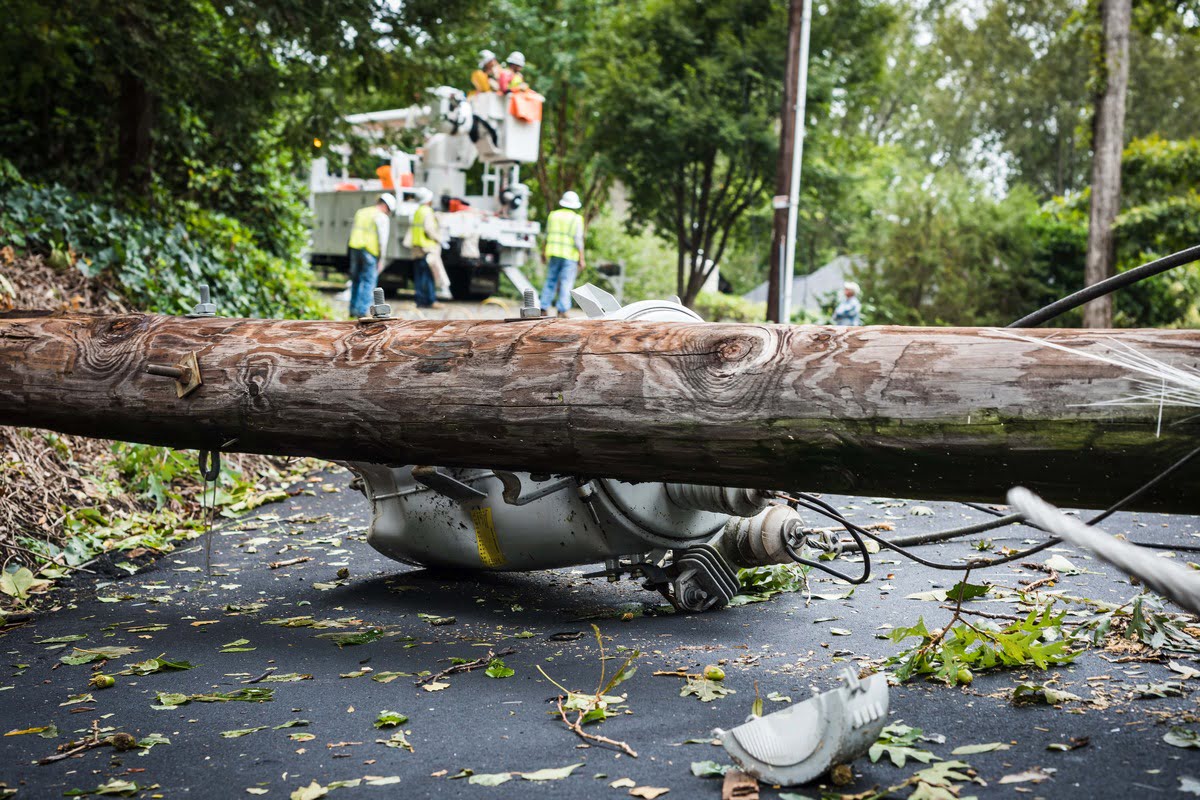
xmin=540 ymin=256 xmax=578 ymax=313
xmin=348 ymin=248 xmax=379 ymax=318
xmin=413 ymin=256 xmax=437 ymax=308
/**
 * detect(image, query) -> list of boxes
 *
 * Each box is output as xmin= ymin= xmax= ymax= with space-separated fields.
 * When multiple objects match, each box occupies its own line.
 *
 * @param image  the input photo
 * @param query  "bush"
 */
xmin=693 ymin=291 xmax=766 ymax=323
xmin=0 ymin=159 xmax=326 ymax=319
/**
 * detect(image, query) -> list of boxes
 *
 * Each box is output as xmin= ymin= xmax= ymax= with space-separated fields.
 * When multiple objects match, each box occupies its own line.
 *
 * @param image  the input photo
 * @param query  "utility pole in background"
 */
xmin=767 ymin=0 xmax=812 ymax=324
xmin=767 ymin=0 xmax=804 ymax=322
xmin=1084 ymin=0 xmax=1131 ymax=328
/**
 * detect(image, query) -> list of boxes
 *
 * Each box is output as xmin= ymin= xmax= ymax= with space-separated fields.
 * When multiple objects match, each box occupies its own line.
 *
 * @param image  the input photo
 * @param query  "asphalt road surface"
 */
xmin=3 ymin=473 xmax=1200 ymax=799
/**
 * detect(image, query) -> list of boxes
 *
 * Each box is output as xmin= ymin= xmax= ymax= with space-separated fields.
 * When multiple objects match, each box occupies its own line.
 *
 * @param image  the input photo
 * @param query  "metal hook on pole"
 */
xmin=198 ymin=449 xmax=221 ymax=482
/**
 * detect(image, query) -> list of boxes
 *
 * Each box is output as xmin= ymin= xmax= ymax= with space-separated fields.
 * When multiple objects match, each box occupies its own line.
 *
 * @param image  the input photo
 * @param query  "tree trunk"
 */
xmin=767 ymin=0 xmax=804 ymax=323
xmin=116 ymin=71 xmax=156 ymax=195
xmin=2 ymin=311 xmax=1199 ymax=512
xmin=1084 ymin=0 xmax=1131 ymax=328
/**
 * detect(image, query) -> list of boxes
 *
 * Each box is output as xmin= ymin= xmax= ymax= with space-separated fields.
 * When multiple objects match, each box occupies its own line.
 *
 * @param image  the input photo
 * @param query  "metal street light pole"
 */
xmin=779 ymin=0 xmax=812 ymax=324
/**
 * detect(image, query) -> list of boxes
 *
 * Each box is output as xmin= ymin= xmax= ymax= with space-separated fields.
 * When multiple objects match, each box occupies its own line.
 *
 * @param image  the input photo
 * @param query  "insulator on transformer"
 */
xmin=721 ymin=505 xmax=804 ymax=567
xmin=665 ymin=483 xmax=772 ymax=517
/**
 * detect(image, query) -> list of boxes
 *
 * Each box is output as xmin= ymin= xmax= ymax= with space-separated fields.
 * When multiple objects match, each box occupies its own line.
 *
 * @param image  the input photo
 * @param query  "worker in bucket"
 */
xmin=540 ymin=190 xmax=585 ymax=317
xmin=471 ymin=49 xmax=499 ymax=94
xmin=409 ymin=188 xmax=440 ymax=309
xmin=833 ymin=281 xmax=862 ymax=326
xmin=347 ymin=193 xmax=395 ymax=318
xmin=499 ymin=51 xmax=527 ymax=93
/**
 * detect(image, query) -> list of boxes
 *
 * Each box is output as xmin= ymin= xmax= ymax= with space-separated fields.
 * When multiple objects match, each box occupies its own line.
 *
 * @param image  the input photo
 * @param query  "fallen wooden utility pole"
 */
xmin=1 ymin=310 xmax=1197 ymax=512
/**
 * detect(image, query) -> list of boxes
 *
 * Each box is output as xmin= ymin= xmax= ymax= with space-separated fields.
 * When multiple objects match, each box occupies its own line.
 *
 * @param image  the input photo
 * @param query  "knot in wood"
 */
xmin=716 ymin=336 xmax=755 ymax=363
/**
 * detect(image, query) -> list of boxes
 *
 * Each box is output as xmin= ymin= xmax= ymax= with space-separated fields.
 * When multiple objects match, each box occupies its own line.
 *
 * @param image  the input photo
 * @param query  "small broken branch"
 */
xmin=1020 ymin=562 xmax=1061 ymax=592
xmin=415 ymin=647 xmax=516 ymax=686
xmin=555 ymin=697 xmax=638 ymax=758
xmin=269 ymin=556 xmax=311 ymax=569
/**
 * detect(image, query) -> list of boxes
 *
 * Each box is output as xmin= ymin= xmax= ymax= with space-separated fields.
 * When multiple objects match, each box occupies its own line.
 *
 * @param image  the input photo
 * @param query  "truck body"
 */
xmin=310 ymin=88 xmax=542 ymax=299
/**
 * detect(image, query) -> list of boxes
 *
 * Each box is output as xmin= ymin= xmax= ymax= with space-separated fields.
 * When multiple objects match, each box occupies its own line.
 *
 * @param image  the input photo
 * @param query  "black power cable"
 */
xmin=779 ymin=444 xmax=1200 ymax=577
xmin=1008 ymin=243 xmax=1200 ymax=328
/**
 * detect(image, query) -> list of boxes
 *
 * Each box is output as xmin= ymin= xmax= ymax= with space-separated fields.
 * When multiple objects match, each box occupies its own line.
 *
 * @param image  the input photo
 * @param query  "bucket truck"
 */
xmin=309 ymin=87 xmax=542 ymax=300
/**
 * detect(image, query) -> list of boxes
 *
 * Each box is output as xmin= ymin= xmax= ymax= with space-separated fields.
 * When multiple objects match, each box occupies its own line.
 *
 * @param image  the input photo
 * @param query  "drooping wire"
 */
xmin=775 ymin=443 xmax=1200 ymax=577
xmin=1008 ymin=243 xmax=1200 ymax=328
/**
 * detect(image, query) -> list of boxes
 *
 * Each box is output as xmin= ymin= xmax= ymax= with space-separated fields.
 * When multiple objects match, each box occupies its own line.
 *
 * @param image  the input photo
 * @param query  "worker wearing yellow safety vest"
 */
xmin=408 ymin=188 xmax=440 ymax=308
xmin=347 ymin=193 xmax=395 ymax=318
xmin=498 ymin=51 xmax=528 ymax=93
xmin=540 ymin=191 xmax=585 ymax=316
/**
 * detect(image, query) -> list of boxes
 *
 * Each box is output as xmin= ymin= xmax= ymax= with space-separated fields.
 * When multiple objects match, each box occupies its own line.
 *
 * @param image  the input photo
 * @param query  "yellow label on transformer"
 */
xmin=469 ymin=507 xmax=505 ymax=568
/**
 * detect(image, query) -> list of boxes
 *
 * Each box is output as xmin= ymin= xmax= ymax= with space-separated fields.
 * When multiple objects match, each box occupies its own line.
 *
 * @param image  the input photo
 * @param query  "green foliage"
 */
xmin=858 ymin=132 xmax=1200 ymax=327
xmin=729 ymin=563 xmax=809 ymax=606
xmin=485 ymin=658 xmax=515 ymax=679
xmin=0 ymin=161 xmax=326 ymax=318
xmin=869 ymin=723 xmax=940 ymax=768
xmin=854 ymin=167 xmax=1047 ymax=326
xmin=1083 ymin=592 xmax=1200 ymax=655
xmin=692 ymin=291 xmax=766 ymax=323
xmin=592 ymin=0 xmax=895 ymax=305
xmin=887 ymin=605 xmax=1077 ymax=685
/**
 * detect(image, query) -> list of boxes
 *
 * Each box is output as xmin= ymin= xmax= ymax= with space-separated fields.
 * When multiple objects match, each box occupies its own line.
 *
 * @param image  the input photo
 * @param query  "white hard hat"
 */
xmin=415 ymin=188 xmax=434 ymax=205
xmin=378 ymin=193 xmax=396 ymax=212
xmin=844 ymin=281 xmax=860 ymax=294
xmin=559 ymin=190 xmax=581 ymax=209
xmin=506 ymin=51 xmax=525 ymax=68
xmin=478 ymin=49 xmax=497 ymax=69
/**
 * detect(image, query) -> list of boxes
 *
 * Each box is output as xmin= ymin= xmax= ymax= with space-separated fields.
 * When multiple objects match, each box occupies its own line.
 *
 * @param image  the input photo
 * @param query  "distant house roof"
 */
xmin=743 ymin=255 xmax=864 ymax=312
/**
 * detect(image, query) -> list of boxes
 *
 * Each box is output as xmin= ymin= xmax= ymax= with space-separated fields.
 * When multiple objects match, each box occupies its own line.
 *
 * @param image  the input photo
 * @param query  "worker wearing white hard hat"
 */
xmin=346 ymin=193 xmax=396 ymax=318
xmin=499 ymin=51 xmax=528 ymax=93
xmin=540 ymin=190 xmax=586 ymax=316
xmin=408 ymin=189 xmax=441 ymax=308
xmin=833 ymin=280 xmax=863 ymax=326
xmin=471 ymin=50 xmax=500 ymax=94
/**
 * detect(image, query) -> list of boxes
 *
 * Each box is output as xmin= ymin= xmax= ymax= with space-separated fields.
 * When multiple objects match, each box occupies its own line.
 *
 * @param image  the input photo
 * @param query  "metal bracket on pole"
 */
xmin=145 ymin=352 xmax=203 ymax=398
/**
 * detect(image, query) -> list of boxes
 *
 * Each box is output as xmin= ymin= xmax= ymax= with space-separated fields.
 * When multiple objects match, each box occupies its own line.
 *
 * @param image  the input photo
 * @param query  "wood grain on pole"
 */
xmin=1 ymin=310 xmax=1198 ymax=511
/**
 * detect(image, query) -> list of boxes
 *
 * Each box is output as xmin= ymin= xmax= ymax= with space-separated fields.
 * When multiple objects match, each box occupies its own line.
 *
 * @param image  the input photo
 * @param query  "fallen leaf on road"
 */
xmin=630 ymin=787 xmax=669 ymax=798
xmin=611 ymin=778 xmax=636 ymax=788
xmin=221 ymin=727 xmax=268 ymax=738
xmin=422 ymin=681 xmax=450 ymax=692
xmin=374 ymin=711 xmax=408 ymax=729
xmin=289 ymin=781 xmax=327 ymax=800
xmin=520 ymin=763 xmax=584 ymax=781
xmin=468 ymin=773 xmax=512 ymax=786
xmin=950 ymin=742 xmax=1009 ymax=755
xmin=691 ymin=761 xmax=731 ymax=778
xmin=1165 ymin=728 xmax=1200 ymax=749
xmin=60 ymin=646 xmax=139 ymax=665
xmin=998 ymin=768 xmax=1053 ymax=785
xmin=681 ymin=676 xmax=735 ymax=702
xmin=4 ymin=724 xmax=57 ymax=738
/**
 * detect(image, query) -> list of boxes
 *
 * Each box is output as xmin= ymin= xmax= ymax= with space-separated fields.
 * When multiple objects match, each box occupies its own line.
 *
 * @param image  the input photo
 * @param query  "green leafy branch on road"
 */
xmin=538 ymin=624 xmax=640 ymax=757
xmin=886 ymin=577 xmax=1077 ymax=686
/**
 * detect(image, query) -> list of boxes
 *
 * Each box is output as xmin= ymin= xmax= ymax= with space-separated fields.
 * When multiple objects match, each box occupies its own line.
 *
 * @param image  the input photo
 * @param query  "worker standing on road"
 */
xmin=833 ymin=281 xmax=862 ymax=326
xmin=499 ymin=51 xmax=528 ymax=93
xmin=471 ymin=50 xmax=499 ymax=94
xmin=347 ymin=193 xmax=395 ymax=318
xmin=540 ymin=191 xmax=585 ymax=316
xmin=409 ymin=188 xmax=440 ymax=309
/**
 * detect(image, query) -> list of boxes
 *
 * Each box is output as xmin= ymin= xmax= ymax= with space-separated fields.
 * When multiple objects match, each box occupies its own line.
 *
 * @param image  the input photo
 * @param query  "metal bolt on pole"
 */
xmin=370 ymin=287 xmax=393 ymax=319
xmin=189 ymin=284 xmax=217 ymax=318
xmin=521 ymin=288 xmax=542 ymax=318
